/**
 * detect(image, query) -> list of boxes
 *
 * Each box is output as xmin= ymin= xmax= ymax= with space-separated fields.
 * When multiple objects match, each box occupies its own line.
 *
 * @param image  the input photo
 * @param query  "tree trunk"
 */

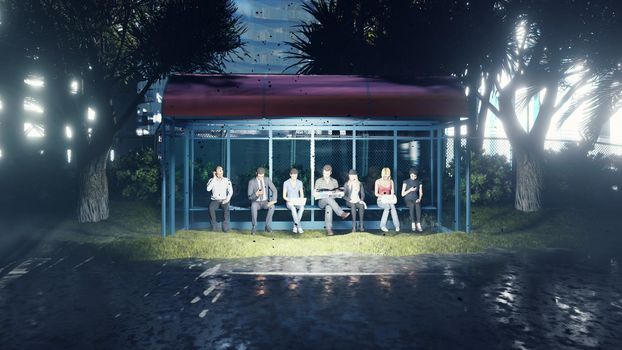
xmin=77 ymin=151 xmax=110 ymax=223
xmin=514 ymin=148 xmax=543 ymax=212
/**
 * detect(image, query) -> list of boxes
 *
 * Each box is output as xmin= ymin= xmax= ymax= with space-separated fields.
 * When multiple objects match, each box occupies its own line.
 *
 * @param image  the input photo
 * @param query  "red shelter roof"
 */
xmin=162 ymin=74 xmax=467 ymax=121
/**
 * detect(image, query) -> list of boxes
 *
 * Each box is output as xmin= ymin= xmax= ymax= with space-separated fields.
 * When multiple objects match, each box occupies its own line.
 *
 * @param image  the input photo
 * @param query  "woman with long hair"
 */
xmin=374 ymin=167 xmax=400 ymax=232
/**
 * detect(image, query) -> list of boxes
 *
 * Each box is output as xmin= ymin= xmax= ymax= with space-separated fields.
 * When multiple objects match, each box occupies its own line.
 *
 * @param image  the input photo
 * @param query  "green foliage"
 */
xmin=109 ymin=148 xmax=160 ymax=201
xmin=543 ymin=145 xmax=622 ymax=205
xmin=445 ymin=150 xmax=513 ymax=205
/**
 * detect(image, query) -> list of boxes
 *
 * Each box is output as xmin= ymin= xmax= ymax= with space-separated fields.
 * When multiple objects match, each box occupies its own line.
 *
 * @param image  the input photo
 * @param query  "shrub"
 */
xmin=109 ymin=147 xmax=160 ymax=201
xmin=445 ymin=150 xmax=513 ymax=205
xmin=543 ymin=144 xmax=622 ymax=206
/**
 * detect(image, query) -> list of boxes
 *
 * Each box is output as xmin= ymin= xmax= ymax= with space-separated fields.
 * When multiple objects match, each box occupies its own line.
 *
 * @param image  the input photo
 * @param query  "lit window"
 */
xmin=136 ymin=128 xmax=149 ymax=136
xmin=87 ymin=107 xmax=96 ymax=121
xmin=67 ymin=149 xmax=72 ymax=163
xmin=70 ymin=80 xmax=79 ymax=94
xmin=24 ymin=123 xmax=45 ymax=138
xmin=65 ymin=125 xmax=73 ymax=139
xmin=109 ymin=149 xmax=115 ymax=162
xmin=0 ymin=99 xmax=3 ymax=111
xmin=0 ymin=149 xmax=3 ymax=158
xmin=23 ymin=97 xmax=44 ymax=114
xmin=156 ymin=92 xmax=163 ymax=103
xmin=152 ymin=113 xmax=162 ymax=123
xmin=24 ymin=75 xmax=45 ymax=88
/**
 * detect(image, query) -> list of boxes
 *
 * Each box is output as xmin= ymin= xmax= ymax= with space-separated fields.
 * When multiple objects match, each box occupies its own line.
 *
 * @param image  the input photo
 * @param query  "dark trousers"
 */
xmin=251 ymin=201 xmax=275 ymax=229
xmin=404 ymin=198 xmax=421 ymax=223
xmin=347 ymin=201 xmax=365 ymax=229
xmin=209 ymin=199 xmax=230 ymax=231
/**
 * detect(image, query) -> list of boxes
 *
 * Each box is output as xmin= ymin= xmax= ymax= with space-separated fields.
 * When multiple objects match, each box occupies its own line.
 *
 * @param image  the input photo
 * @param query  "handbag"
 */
xmin=380 ymin=194 xmax=397 ymax=205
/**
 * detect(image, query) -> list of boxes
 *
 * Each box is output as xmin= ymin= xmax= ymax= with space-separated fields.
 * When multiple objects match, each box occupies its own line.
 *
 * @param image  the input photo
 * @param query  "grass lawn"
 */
xmin=52 ymin=201 xmax=620 ymax=261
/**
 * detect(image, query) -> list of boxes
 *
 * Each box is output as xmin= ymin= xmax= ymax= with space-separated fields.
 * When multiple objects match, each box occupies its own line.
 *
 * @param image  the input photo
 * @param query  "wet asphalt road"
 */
xmin=1 ymin=236 xmax=621 ymax=350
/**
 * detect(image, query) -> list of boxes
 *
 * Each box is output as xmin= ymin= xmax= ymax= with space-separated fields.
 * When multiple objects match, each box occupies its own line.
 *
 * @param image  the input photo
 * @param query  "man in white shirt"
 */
xmin=206 ymin=165 xmax=233 ymax=232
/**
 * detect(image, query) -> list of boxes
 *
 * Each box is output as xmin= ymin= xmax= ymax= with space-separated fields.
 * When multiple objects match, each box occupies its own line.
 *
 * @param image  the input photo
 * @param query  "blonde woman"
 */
xmin=374 ymin=167 xmax=400 ymax=232
xmin=343 ymin=169 xmax=366 ymax=232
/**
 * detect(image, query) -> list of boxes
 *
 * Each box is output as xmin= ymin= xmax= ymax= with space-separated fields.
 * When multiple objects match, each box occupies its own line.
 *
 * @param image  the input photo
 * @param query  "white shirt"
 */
xmin=206 ymin=177 xmax=233 ymax=202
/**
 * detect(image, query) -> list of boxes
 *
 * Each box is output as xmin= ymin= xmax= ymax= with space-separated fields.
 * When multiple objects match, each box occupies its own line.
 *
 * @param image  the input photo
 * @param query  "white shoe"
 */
xmin=298 ymin=226 xmax=304 ymax=234
xmin=411 ymin=223 xmax=416 ymax=231
xmin=416 ymin=223 xmax=423 ymax=232
xmin=396 ymin=227 xmax=400 ymax=232
xmin=293 ymin=225 xmax=298 ymax=233
xmin=380 ymin=227 xmax=389 ymax=232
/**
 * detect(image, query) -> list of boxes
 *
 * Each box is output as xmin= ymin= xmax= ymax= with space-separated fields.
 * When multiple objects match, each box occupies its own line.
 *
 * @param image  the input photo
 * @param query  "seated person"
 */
xmin=283 ymin=167 xmax=305 ymax=234
xmin=313 ymin=164 xmax=349 ymax=236
xmin=343 ymin=169 xmax=366 ymax=233
xmin=206 ymin=165 xmax=233 ymax=232
xmin=247 ymin=167 xmax=277 ymax=235
xmin=375 ymin=167 xmax=400 ymax=232
xmin=401 ymin=167 xmax=423 ymax=232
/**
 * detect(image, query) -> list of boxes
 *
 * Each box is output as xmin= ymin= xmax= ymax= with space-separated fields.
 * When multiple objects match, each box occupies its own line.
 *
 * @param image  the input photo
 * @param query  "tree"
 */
xmin=0 ymin=0 xmax=245 ymax=222
xmin=288 ymin=0 xmax=622 ymax=212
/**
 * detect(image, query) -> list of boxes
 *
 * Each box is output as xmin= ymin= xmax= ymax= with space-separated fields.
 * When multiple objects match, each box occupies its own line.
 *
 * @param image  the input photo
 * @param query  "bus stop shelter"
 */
xmin=159 ymin=74 xmax=471 ymax=236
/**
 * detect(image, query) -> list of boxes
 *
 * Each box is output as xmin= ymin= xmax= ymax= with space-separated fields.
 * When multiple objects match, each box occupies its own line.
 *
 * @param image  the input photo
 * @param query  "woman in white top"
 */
xmin=374 ymin=167 xmax=400 ymax=232
xmin=282 ymin=168 xmax=305 ymax=233
xmin=343 ymin=169 xmax=366 ymax=232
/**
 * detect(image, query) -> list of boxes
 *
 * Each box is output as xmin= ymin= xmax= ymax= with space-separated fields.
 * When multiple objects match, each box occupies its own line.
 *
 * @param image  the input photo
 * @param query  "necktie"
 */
xmin=260 ymin=179 xmax=265 ymax=201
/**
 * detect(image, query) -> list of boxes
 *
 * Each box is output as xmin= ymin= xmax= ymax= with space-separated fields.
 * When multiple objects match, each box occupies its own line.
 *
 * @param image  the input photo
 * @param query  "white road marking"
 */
xmin=199 ymin=309 xmax=209 ymax=318
xmin=212 ymin=291 xmax=222 ymax=304
xmin=191 ymin=297 xmax=201 ymax=304
xmin=203 ymin=285 xmax=216 ymax=297
xmin=0 ymin=258 xmax=50 ymax=290
xmin=73 ymin=256 xmax=94 ymax=269
xmin=0 ymin=261 xmax=16 ymax=274
xmin=42 ymin=257 xmax=66 ymax=272
xmin=197 ymin=264 xmax=221 ymax=280
xmin=228 ymin=271 xmax=400 ymax=276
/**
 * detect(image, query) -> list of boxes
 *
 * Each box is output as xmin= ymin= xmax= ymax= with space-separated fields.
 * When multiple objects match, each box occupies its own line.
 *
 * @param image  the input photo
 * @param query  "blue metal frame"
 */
xmin=161 ymin=118 xmax=471 ymax=234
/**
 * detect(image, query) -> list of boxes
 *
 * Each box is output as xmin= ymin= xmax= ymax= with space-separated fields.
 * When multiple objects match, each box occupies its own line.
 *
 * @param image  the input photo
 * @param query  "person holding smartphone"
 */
xmin=206 ymin=165 xmax=233 ymax=232
xmin=401 ymin=167 xmax=423 ymax=232
xmin=247 ymin=167 xmax=278 ymax=235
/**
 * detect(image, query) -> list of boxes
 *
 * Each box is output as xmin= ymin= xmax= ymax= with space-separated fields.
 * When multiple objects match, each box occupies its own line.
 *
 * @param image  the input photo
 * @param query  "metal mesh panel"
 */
xmin=229 ymin=139 xmax=269 ymax=206
xmin=192 ymin=138 xmax=226 ymax=208
xmin=314 ymin=139 xmax=353 ymax=184
xmin=356 ymin=138 xmax=393 ymax=195
xmin=396 ymin=139 xmax=431 ymax=201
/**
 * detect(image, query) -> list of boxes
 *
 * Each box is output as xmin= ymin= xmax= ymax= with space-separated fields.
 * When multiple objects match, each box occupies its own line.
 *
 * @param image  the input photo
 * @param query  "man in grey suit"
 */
xmin=247 ymin=167 xmax=278 ymax=235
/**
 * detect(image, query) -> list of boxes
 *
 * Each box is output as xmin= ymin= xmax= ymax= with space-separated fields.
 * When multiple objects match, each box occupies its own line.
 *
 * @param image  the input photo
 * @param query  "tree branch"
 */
xmin=476 ymin=91 xmax=500 ymax=116
xmin=112 ymin=77 xmax=158 ymax=134
xmin=553 ymin=75 xmax=591 ymax=114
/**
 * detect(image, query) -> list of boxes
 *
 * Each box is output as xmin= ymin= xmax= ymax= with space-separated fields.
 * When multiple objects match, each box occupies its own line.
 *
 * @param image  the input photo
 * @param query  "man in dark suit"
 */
xmin=247 ymin=167 xmax=277 ymax=235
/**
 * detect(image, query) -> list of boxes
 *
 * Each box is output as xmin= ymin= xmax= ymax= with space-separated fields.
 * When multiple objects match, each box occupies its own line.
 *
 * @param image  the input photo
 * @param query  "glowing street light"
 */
xmin=65 ymin=125 xmax=73 ymax=139
xmin=67 ymin=149 xmax=72 ymax=163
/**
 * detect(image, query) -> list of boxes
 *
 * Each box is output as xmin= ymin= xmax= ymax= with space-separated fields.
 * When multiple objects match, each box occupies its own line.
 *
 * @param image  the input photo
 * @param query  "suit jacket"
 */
xmin=247 ymin=177 xmax=277 ymax=202
xmin=343 ymin=181 xmax=365 ymax=203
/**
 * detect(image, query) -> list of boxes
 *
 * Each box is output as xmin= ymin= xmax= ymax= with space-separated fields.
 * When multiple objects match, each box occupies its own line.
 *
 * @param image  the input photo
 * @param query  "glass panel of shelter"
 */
xmin=189 ymin=124 xmax=435 ymax=228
